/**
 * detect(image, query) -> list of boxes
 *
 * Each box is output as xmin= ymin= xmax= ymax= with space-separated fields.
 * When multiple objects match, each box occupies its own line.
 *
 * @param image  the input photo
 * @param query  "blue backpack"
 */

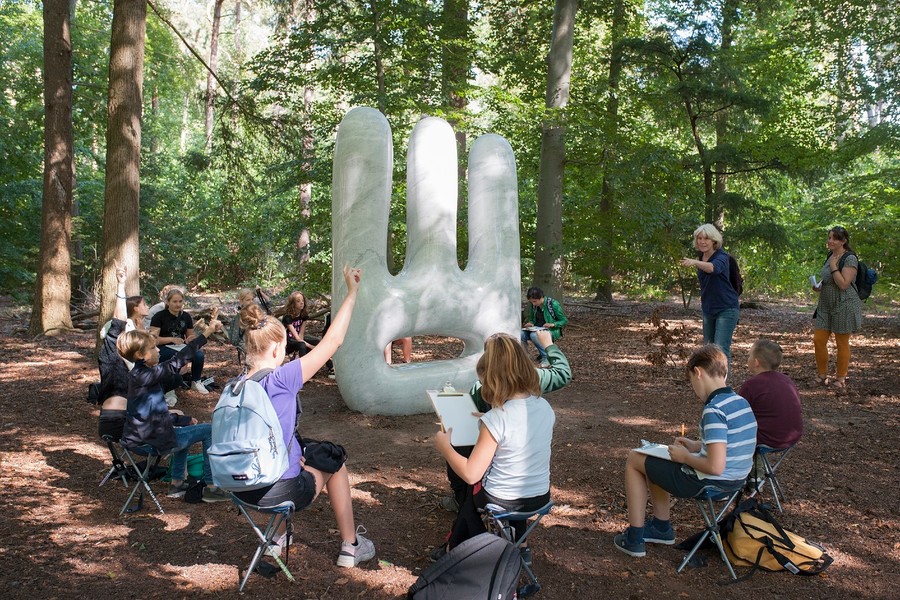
xmin=838 ymin=253 xmax=878 ymax=301
xmin=209 ymin=369 xmax=293 ymax=491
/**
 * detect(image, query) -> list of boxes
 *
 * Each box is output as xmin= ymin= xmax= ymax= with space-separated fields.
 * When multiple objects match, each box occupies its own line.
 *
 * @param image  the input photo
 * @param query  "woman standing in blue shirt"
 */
xmin=680 ymin=224 xmax=740 ymax=366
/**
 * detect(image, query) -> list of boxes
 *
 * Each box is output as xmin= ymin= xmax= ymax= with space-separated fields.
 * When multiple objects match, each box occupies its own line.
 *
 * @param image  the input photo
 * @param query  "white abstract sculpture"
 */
xmin=331 ymin=107 xmax=521 ymax=415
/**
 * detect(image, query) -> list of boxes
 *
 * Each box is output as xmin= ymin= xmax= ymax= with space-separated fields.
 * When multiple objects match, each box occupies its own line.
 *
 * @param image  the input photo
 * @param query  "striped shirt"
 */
xmin=697 ymin=387 xmax=757 ymax=481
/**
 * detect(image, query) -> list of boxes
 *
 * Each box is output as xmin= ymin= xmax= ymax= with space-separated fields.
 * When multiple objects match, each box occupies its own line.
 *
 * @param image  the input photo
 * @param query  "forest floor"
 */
xmin=1 ymin=295 xmax=898 ymax=599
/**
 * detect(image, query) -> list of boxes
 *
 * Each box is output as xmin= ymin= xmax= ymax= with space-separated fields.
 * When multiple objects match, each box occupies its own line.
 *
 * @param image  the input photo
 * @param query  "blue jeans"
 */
xmin=702 ymin=307 xmax=740 ymax=366
xmin=170 ymin=423 xmax=213 ymax=484
xmin=520 ymin=330 xmax=548 ymax=361
xmin=159 ymin=345 xmax=205 ymax=382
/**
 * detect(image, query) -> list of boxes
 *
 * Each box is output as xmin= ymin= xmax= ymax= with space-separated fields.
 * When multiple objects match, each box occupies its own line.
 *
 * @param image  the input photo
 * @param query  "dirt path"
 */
xmin=0 ymin=298 xmax=898 ymax=599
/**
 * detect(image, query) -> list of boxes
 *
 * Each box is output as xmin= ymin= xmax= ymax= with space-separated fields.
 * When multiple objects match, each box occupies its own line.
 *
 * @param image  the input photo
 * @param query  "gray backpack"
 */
xmin=209 ymin=369 xmax=292 ymax=491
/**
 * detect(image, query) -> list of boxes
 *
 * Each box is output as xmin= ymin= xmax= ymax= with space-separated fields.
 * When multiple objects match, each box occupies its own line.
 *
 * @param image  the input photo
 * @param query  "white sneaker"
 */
xmin=190 ymin=380 xmax=209 ymax=394
xmin=336 ymin=527 xmax=376 ymax=568
xmin=164 ymin=390 xmax=178 ymax=407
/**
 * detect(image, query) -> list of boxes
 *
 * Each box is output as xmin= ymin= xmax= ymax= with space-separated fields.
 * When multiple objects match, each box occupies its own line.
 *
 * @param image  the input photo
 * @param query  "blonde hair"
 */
xmin=750 ymin=339 xmax=783 ymax=370
xmin=240 ymin=304 xmax=286 ymax=365
xmin=476 ymin=333 xmax=541 ymax=409
xmin=116 ymin=330 xmax=156 ymax=362
xmin=692 ymin=223 xmax=724 ymax=251
xmin=237 ymin=288 xmax=255 ymax=305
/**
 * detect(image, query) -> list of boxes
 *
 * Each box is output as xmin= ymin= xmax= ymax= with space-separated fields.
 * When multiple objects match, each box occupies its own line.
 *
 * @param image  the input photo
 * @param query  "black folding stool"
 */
xmin=481 ymin=500 xmax=554 ymax=598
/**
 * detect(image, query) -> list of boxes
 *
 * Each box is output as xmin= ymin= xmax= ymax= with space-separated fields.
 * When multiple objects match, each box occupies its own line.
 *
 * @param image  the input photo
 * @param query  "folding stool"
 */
xmin=229 ymin=494 xmax=296 ymax=592
xmin=676 ymin=482 xmax=745 ymax=580
xmin=99 ymin=434 xmax=137 ymax=488
xmin=749 ymin=444 xmax=794 ymax=514
xmin=118 ymin=443 xmax=170 ymax=516
xmin=481 ymin=500 xmax=554 ymax=598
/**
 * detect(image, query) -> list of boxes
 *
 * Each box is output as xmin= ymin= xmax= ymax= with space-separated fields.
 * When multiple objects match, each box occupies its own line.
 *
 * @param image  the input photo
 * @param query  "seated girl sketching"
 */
xmin=149 ymin=288 xmax=210 ymax=394
xmin=432 ymin=333 xmax=556 ymax=556
xmin=231 ymin=266 xmax=376 ymax=568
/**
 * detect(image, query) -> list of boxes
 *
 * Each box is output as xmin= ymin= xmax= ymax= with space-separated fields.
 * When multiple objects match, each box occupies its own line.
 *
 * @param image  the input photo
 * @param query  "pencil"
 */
xmin=681 ymin=422 xmax=686 ymax=437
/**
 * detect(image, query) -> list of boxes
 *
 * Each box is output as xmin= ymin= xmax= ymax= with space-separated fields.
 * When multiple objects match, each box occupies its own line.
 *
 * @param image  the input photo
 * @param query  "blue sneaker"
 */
xmin=613 ymin=530 xmax=646 ymax=557
xmin=643 ymin=518 xmax=675 ymax=545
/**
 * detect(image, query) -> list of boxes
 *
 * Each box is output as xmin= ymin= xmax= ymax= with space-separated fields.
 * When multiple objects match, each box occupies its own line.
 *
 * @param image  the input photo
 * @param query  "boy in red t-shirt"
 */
xmin=739 ymin=339 xmax=803 ymax=449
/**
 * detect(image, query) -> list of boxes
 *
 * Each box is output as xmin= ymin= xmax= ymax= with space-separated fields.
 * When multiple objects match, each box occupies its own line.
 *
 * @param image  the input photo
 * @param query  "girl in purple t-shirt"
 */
xmin=232 ymin=266 xmax=375 ymax=569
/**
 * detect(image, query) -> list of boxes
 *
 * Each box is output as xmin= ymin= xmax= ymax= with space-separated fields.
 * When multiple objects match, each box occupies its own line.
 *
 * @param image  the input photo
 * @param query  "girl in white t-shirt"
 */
xmin=434 ymin=333 xmax=555 ymax=551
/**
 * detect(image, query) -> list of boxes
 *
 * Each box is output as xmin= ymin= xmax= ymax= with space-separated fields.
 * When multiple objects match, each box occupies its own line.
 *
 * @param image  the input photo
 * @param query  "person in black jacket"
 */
xmin=116 ymin=317 xmax=230 ymax=503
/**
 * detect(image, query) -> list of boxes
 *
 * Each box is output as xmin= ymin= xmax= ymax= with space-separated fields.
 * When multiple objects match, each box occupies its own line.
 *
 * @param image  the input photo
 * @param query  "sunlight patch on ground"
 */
xmin=161 ymin=563 xmax=236 ymax=591
xmin=607 ymin=416 xmax=669 ymax=428
xmin=350 ymin=487 xmax=383 ymax=506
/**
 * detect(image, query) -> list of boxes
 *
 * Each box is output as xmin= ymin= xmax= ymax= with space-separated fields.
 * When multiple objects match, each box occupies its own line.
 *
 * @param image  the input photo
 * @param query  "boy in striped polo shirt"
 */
xmin=614 ymin=344 xmax=757 ymax=557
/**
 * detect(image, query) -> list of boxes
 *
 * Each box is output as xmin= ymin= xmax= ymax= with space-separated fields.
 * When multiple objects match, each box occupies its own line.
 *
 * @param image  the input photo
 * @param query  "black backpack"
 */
xmin=407 ymin=533 xmax=521 ymax=600
xmin=837 ymin=252 xmax=878 ymax=301
xmin=697 ymin=251 xmax=743 ymax=295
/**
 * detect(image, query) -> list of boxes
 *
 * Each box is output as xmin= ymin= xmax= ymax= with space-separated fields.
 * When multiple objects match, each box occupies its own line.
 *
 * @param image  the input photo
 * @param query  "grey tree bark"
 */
xmin=30 ymin=0 xmax=75 ymax=336
xmin=99 ymin=0 xmax=146 ymax=341
xmin=534 ymin=0 xmax=577 ymax=300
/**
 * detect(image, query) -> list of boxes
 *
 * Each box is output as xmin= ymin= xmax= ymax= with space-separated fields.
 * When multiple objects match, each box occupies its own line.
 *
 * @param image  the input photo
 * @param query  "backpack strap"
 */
xmin=231 ymin=368 xmax=275 ymax=395
xmin=544 ymin=297 xmax=558 ymax=321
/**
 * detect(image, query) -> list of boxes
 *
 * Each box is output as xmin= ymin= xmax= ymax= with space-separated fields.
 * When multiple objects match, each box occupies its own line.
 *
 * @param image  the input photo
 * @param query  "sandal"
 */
xmin=814 ymin=375 xmax=829 ymax=386
xmin=831 ymin=377 xmax=847 ymax=390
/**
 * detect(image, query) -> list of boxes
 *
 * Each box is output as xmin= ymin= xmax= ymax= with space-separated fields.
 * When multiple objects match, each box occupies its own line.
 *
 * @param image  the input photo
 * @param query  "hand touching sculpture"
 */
xmin=331 ymin=108 xmax=521 ymax=415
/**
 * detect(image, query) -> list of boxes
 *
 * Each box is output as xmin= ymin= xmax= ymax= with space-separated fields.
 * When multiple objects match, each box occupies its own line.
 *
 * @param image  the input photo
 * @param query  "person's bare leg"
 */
xmin=321 ymin=465 xmax=357 ymax=543
xmin=624 ymin=451 xmax=650 ymax=527
xmin=648 ymin=481 xmax=671 ymax=522
xmin=400 ymin=337 xmax=412 ymax=363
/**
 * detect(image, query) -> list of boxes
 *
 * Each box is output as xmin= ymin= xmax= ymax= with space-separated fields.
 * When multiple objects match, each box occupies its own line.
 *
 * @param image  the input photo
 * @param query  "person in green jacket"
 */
xmin=438 ymin=329 xmax=572 ymax=514
xmin=521 ymin=287 xmax=568 ymax=368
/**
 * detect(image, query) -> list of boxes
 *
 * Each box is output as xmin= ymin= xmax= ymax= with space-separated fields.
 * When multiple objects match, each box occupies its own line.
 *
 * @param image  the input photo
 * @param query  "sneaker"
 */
xmin=201 ymin=486 xmax=230 ymax=503
xmin=164 ymin=390 xmax=178 ymax=407
xmin=438 ymin=495 xmax=459 ymax=513
xmin=613 ymin=530 xmax=646 ymax=557
xmin=643 ymin=518 xmax=675 ymax=545
xmin=190 ymin=380 xmax=209 ymax=394
xmin=327 ymin=370 xmax=336 ymax=380
xmin=167 ymin=481 xmax=191 ymax=498
xmin=200 ymin=376 xmax=219 ymax=390
xmin=266 ymin=532 xmax=292 ymax=558
xmin=336 ymin=527 xmax=376 ymax=568
xmin=520 ymin=546 xmax=533 ymax=566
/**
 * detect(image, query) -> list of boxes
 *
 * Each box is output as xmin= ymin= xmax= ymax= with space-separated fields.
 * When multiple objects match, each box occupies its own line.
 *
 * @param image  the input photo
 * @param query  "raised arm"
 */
xmin=113 ymin=260 xmax=128 ymax=321
xmin=299 ymin=266 xmax=361 ymax=382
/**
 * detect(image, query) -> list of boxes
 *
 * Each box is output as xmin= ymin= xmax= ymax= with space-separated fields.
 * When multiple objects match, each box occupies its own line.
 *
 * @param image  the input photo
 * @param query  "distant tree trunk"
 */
xmin=594 ymin=0 xmax=626 ymax=303
xmin=441 ymin=0 xmax=469 ymax=206
xmin=297 ymin=0 xmax=315 ymax=265
xmin=99 ymin=0 xmax=145 ymax=339
xmin=205 ymin=0 xmax=225 ymax=151
xmin=534 ymin=0 xmax=577 ymax=300
xmin=712 ymin=0 xmax=737 ymax=231
xmin=30 ymin=0 xmax=75 ymax=336
xmin=367 ymin=0 xmax=393 ymax=271
xmin=180 ymin=91 xmax=189 ymax=152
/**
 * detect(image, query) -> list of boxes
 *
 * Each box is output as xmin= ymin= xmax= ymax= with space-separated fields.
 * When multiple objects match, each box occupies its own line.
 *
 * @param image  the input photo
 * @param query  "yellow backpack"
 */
xmin=723 ymin=499 xmax=833 ymax=577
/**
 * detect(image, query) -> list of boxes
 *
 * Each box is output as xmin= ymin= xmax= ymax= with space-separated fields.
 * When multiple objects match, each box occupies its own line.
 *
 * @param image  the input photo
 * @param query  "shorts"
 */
xmin=644 ymin=456 xmax=708 ymax=499
xmin=98 ymin=409 xmax=126 ymax=441
xmin=234 ymin=470 xmax=317 ymax=511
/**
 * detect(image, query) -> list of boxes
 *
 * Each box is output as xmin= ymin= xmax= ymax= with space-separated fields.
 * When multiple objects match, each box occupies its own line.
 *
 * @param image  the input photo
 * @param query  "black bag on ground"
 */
xmin=407 ymin=533 xmax=521 ymax=600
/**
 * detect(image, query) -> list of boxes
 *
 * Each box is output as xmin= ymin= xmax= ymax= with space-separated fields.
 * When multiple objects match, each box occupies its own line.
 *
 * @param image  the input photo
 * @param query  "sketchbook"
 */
xmin=166 ymin=343 xmax=187 ymax=351
xmin=633 ymin=440 xmax=714 ymax=479
xmin=522 ymin=326 xmax=546 ymax=332
xmin=633 ymin=439 xmax=672 ymax=460
xmin=427 ymin=389 xmax=481 ymax=447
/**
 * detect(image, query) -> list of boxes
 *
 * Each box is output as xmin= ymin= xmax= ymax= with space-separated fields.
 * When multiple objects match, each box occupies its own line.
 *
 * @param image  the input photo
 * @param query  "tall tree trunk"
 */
xmin=205 ymin=0 xmax=225 ymax=151
xmin=594 ymin=0 xmax=626 ymax=303
xmin=297 ymin=0 xmax=315 ymax=265
xmin=367 ymin=0 xmax=392 ymax=271
xmin=99 ymin=0 xmax=146 ymax=341
xmin=534 ymin=0 xmax=577 ymax=300
xmin=441 ymin=0 xmax=469 ymax=207
xmin=712 ymin=0 xmax=737 ymax=231
xmin=30 ymin=0 xmax=75 ymax=336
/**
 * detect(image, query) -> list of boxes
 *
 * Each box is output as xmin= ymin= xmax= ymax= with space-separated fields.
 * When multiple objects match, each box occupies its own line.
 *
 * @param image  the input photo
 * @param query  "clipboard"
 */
xmin=427 ymin=390 xmax=480 ymax=446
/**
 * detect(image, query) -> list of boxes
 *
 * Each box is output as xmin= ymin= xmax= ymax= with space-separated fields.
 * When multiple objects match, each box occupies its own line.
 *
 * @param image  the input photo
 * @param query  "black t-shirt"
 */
xmin=534 ymin=308 xmax=546 ymax=327
xmin=150 ymin=309 xmax=193 ymax=344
